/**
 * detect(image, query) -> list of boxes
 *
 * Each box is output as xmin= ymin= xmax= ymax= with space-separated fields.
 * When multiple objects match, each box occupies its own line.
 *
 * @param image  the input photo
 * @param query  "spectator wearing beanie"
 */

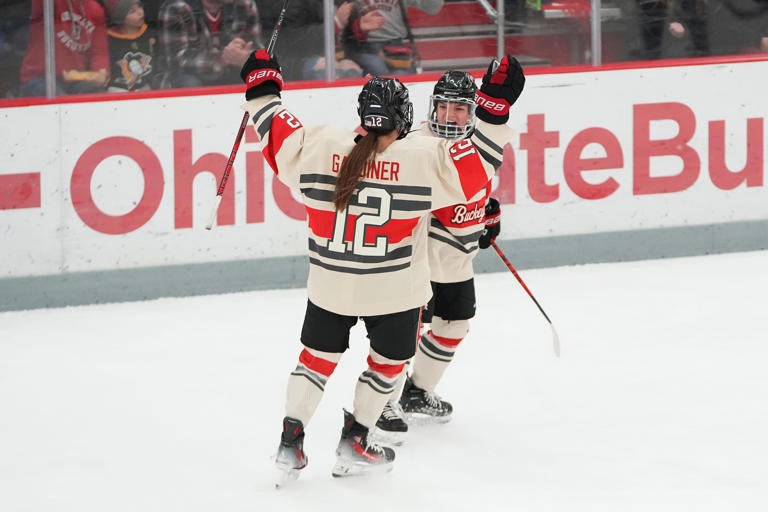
xmin=105 ymin=0 xmax=156 ymax=91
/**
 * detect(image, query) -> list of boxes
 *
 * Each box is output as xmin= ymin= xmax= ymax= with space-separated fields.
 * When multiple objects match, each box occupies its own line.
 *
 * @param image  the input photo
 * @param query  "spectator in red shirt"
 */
xmin=19 ymin=0 xmax=110 ymax=97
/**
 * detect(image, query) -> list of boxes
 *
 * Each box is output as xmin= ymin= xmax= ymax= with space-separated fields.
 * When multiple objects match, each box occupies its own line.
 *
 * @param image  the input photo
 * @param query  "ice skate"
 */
xmin=372 ymin=400 xmax=408 ymax=446
xmin=399 ymin=375 xmax=453 ymax=425
xmin=274 ymin=417 xmax=308 ymax=488
xmin=332 ymin=410 xmax=395 ymax=477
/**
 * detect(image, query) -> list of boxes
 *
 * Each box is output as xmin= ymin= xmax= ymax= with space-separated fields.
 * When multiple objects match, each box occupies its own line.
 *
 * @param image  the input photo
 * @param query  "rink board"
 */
xmin=1 ymin=59 xmax=767 ymax=310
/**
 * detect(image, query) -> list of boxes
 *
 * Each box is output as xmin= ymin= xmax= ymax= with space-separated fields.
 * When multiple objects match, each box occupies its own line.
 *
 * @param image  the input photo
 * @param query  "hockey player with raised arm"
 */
xmin=238 ymin=49 xmax=523 ymax=483
xmin=375 ymin=65 xmax=524 ymax=444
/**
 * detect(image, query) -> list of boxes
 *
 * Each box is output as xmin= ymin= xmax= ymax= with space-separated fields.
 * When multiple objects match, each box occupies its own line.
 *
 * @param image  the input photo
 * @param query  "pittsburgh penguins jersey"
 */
xmin=413 ymin=123 xmax=502 ymax=283
xmin=107 ymin=24 xmax=154 ymax=92
xmin=245 ymin=95 xmax=511 ymax=316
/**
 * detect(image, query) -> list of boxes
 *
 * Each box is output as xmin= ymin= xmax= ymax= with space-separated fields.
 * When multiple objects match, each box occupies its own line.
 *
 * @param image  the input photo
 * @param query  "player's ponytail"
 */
xmin=333 ymin=131 xmax=378 ymax=211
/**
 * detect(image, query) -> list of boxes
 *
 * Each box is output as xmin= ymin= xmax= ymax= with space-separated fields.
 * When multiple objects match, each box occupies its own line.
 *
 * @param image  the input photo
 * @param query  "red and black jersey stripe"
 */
xmin=300 ymin=174 xmax=432 ymax=276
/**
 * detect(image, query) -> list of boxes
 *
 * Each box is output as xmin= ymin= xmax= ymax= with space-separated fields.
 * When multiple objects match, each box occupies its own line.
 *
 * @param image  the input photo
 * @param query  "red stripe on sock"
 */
xmin=366 ymin=356 xmax=405 ymax=379
xmin=429 ymin=330 xmax=464 ymax=348
xmin=299 ymin=349 xmax=338 ymax=377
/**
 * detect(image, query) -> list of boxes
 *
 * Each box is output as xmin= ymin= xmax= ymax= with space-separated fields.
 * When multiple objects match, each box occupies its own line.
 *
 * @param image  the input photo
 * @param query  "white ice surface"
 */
xmin=1 ymin=251 xmax=767 ymax=511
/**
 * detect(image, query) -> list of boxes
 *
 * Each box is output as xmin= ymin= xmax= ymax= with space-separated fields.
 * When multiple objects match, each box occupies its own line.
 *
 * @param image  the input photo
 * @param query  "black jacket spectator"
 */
xmin=267 ymin=0 xmax=360 ymax=81
xmin=158 ymin=0 xmax=262 ymax=87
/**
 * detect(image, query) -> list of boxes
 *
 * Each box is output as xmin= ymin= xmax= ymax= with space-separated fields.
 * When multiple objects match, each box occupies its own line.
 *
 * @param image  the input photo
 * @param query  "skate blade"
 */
xmin=370 ymin=427 xmax=407 ymax=447
xmin=274 ymin=464 xmax=302 ymax=489
xmin=404 ymin=412 xmax=452 ymax=426
xmin=331 ymin=459 xmax=394 ymax=478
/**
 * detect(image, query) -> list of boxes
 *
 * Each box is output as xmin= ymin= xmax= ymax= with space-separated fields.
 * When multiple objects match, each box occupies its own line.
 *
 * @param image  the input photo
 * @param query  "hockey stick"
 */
xmin=205 ymin=0 xmax=291 ymax=230
xmin=490 ymin=241 xmax=561 ymax=358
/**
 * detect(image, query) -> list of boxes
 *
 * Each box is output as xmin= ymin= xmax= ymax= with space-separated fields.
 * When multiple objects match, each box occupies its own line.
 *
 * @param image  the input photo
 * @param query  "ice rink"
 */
xmin=1 ymin=250 xmax=767 ymax=512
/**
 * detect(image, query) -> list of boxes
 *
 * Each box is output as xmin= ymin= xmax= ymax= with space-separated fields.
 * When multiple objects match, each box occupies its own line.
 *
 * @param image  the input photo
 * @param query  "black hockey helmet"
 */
xmin=429 ymin=70 xmax=478 ymax=139
xmin=358 ymin=76 xmax=414 ymax=140
xmin=433 ymin=70 xmax=478 ymax=100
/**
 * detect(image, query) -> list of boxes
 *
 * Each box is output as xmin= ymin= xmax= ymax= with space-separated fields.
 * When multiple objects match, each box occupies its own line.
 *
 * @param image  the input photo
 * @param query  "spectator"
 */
xmin=138 ymin=0 xmax=163 ymax=31
xmin=759 ymin=11 xmax=768 ymax=52
xmin=762 ymin=30 xmax=768 ymax=52
xmin=343 ymin=0 xmax=443 ymax=76
xmin=504 ymin=0 xmax=527 ymax=26
xmin=270 ymin=0 xmax=362 ymax=82
xmin=19 ymin=0 xmax=110 ymax=97
xmin=667 ymin=0 xmax=709 ymax=57
xmin=0 ymin=1 xmax=30 ymax=98
xmin=633 ymin=0 xmax=709 ymax=60
xmin=252 ymin=0 xmax=278 ymax=29
xmin=158 ymin=0 xmax=262 ymax=88
xmin=104 ymin=0 xmax=156 ymax=91
xmin=715 ymin=0 xmax=768 ymax=54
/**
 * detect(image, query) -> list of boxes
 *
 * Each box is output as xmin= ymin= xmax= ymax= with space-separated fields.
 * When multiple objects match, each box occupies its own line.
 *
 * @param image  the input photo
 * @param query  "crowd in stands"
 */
xmin=0 ymin=0 xmax=767 ymax=99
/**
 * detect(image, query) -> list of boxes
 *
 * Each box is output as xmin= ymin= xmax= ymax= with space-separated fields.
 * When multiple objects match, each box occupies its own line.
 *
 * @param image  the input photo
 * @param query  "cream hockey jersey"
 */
xmin=413 ymin=123 xmax=505 ymax=283
xmin=245 ymin=95 xmax=510 ymax=317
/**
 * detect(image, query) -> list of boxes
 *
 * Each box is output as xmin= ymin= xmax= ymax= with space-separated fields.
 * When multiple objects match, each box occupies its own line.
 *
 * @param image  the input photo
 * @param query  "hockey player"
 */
xmin=374 ymin=68 xmax=519 ymax=444
xmin=239 ymin=50 xmax=523 ymax=483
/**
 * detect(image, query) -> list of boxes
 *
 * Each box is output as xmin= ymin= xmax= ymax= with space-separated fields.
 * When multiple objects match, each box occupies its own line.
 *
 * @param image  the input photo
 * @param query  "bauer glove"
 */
xmin=478 ymin=197 xmax=501 ymax=249
xmin=240 ymin=49 xmax=283 ymax=101
xmin=475 ymin=55 xmax=525 ymax=125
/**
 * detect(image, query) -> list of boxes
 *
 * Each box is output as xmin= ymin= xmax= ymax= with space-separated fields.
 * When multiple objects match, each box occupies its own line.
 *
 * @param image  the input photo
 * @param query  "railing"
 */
xmin=1 ymin=0 xmax=766 ymax=100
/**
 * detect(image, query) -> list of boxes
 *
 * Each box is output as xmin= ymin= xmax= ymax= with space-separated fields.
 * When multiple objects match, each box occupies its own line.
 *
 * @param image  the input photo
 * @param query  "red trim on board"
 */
xmin=0 ymin=173 xmax=41 ymax=210
xmin=2 ymin=54 xmax=766 ymax=110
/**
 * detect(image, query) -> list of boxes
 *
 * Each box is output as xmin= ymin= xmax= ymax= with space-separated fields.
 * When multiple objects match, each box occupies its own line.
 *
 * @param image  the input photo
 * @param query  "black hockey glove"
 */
xmin=474 ymin=55 xmax=525 ymax=125
xmin=240 ymin=49 xmax=283 ymax=101
xmin=478 ymin=197 xmax=501 ymax=249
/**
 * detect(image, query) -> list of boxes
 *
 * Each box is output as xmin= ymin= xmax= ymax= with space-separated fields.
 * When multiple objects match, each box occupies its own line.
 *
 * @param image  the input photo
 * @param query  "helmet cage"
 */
xmin=428 ymin=94 xmax=477 ymax=140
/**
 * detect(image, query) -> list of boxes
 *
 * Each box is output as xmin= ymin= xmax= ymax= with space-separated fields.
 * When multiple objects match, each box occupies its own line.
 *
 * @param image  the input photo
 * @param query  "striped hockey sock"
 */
xmin=353 ymin=349 xmax=408 ymax=429
xmin=285 ymin=347 xmax=342 ymax=426
xmin=412 ymin=317 xmax=469 ymax=393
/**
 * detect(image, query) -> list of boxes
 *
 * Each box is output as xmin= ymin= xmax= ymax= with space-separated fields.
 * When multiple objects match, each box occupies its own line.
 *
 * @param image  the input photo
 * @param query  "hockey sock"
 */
xmin=412 ymin=317 xmax=469 ymax=393
xmin=353 ymin=349 xmax=408 ymax=429
xmin=389 ymin=359 xmax=411 ymax=404
xmin=285 ymin=347 xmax=342 ymax=426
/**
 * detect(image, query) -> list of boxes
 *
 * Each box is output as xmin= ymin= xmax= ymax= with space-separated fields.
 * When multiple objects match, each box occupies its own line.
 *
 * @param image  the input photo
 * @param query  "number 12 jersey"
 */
xmin=245 ymin=95 xmax=511 ymax=316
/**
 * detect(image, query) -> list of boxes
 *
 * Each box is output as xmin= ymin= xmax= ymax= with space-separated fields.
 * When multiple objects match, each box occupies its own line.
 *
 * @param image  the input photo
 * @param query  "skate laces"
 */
xmin=364 ymin=438 xmax=387 ymax=457
xmin=382 ymin=401 xmax=405 ymax=420
xmin=357 ymin=431 xmax=387 ymax=457
xmin=423 ymin=389 xmax=444 ymax=410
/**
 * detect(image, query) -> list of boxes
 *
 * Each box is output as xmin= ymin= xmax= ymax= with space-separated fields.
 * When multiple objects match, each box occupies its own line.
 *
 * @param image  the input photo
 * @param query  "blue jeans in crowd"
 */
xmin=348 ymin=41 xmax=415 ymax=76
